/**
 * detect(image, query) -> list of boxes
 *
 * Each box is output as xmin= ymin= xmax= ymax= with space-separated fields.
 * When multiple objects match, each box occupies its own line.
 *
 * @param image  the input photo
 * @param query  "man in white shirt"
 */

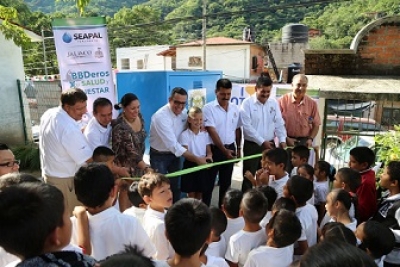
xmin=240 ymin=76 xmax=287 ymax=192
xmin=149 ymin=87 xmax=207 ymax=203
xmin=0 ymin=143 xmax=20 ymax=176
xmin=39 ymin=88 xmax=93 ymax=215
xmin=0 ymin=143 xmax=20 ymax=267
xmin=203 ymin=79 xmax=242 ymax=207
xmin=84 ymin=97 xmax=113 ymax=150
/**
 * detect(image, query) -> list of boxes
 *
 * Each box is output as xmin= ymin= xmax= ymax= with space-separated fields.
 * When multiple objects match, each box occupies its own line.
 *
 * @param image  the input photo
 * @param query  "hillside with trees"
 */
xmin=0 ymin=0 xmax=398 ymax=75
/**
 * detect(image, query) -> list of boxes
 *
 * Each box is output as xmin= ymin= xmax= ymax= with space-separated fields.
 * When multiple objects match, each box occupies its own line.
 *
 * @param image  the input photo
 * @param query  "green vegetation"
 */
xmin=0 ymin=0 xmax=397 ymax=75
xmin=11 ymin=142 xmax=40 ymax=171
xmin=375 ymin=127 xmax=400 ymax=167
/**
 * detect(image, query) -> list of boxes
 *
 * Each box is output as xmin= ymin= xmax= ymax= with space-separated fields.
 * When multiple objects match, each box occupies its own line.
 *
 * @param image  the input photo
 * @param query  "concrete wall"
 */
xmin=116 ymin=45 xmax=172 ymax=71
xmin=268 ymin=42 xmax=308 ymax=68
xmin=0 ymin=34 xmax=31 ymax=145
xmin=176 ymin=44 xmax=266 ymax=81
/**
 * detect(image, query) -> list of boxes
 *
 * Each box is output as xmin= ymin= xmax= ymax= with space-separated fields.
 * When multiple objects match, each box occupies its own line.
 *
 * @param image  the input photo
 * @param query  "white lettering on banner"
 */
xmin=52 ymin=17 xmax=116 ymax=121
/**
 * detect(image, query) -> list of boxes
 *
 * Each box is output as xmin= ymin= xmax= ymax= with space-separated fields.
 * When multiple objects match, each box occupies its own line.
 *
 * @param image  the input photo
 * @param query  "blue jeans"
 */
xmin=150 ymin=152 xmax=182 ymax=203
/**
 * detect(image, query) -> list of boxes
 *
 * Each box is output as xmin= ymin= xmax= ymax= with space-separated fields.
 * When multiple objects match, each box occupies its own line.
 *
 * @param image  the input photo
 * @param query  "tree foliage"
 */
xmin=0 ymin=0 xmax=397 ymax=75
xmin=0 ymin=4 xmax=31 ymax=46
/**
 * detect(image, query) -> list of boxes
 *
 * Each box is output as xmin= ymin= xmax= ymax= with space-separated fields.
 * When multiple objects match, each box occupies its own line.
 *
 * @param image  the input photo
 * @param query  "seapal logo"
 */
xmin=73 ymin=32 xmax=103 ymax=43
xmin=62 ymin=32 xmax=73 ymax=43
xmin=67 ymin=50 xmax=92 ymax=58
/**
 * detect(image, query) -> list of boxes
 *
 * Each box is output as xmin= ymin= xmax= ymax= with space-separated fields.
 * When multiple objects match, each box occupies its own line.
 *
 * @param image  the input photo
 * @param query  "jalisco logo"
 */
xmin=67 ymin=50 xmax=93 ymax=58
xmin=66 ymin=48 xmax=104 ymax=60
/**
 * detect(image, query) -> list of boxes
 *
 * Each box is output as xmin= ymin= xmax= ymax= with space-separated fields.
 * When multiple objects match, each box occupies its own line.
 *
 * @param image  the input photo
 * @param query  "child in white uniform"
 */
xmin=139 ymin=173 xmax=175 ymax=260
xmin=206 ymin=207 xmax=227 ymax=258
xmin=123 ymin=181 xmax=147 ymax=226
xmin=244 ymin=210 xmax=302 ymax=267
xmin=225 ymin=189 xmax=268 ymax=267
xmin=178 ymin=106 xmax=213 ymax=200
xmin=283 ymin=175 xmax=318 ymax=258
xmin=71 ymin=163 xmax=155 ymax=260
xmin=221 ymin=189 xmax=245 ymax=251
xmin=325 ymin=189 xmax=357 ymax=231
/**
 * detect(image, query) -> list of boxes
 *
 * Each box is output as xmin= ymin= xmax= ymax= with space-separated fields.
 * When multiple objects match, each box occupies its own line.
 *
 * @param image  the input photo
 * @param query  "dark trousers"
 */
xmin=242 ymin=140 xmax=264 ymax=193
xmin=384 ymin=262 xmax=400 ymax=267
xmin=150 ymin=150 xmax=182 ymax=203
xmin=203 ymin=143 xmax=235 ymax=207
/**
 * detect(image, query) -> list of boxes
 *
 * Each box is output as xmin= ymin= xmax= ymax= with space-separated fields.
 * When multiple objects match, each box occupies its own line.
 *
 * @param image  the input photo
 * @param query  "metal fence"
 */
xmin=320 ymin=91 xmax=399 ymax=170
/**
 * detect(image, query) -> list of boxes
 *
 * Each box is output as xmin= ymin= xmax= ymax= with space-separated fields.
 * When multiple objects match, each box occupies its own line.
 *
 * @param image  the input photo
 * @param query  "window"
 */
xmin=188 ymin=56 xmax=202 ymax=67
xmin=137 ymin=59 xmax=144 ymax=69
xmin=381 ymin=107 xmax=400 ymax=126
xmin=120 ymin=58 xmax=130 ymax=70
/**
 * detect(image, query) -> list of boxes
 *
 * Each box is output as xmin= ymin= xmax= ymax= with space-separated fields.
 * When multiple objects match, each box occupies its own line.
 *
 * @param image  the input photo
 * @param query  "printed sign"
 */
xmin=52 ymin=17 xmax=116 ymax=121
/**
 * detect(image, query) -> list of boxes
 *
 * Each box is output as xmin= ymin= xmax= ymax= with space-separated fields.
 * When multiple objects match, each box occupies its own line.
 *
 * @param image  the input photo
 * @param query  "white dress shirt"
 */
xmin=149 ymin=104 xmax=187 ymax=157
xmin=202 ymin=100 xmax=241 ymax=145
xmin=240 ymin=95 xmax=286 ymax=145
xmin=83 ymin=116 xmax=111 ymax=150
xmin=39 ymin=107 xmax=92 ymax=178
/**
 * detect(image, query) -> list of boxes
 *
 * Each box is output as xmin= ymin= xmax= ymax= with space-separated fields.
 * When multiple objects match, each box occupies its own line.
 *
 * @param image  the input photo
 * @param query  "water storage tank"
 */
xmin=282 ymin=24 xmax=309 ymax=43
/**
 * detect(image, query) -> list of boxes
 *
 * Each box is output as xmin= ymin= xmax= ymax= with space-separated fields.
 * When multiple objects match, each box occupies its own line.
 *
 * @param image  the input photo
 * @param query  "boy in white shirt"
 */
xmin=123 ymin=181 xmax=147 ymax=226
xmin=154 ymin=198 xmax=214 ymax=267
xmin=290 ymin=145 xmax=309 ymax=177
xmin=225 ymin=189 xmax=268 ymax=267
xmin=221 ymin=189 xmax=245 ymax=250
xmin=139 ymin=173 xmax=175 ymax=260
xmin=206 ymin=207 xmax=227 ymax=258
xmin=283 ymin=175 xmax=318 ymax=258
xmin=244 ymin=209 xmax=302 ymax=267
xmin=263 ymin=148 xmax=290 ymax=198
xmin=71 ymin=163 xmax=156 ymax=261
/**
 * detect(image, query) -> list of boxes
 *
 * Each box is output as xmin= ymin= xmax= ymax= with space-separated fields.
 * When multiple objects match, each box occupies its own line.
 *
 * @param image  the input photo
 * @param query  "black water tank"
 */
xmin=282 ymin=24 xmax=309 ymax=43
xmin=287 ymin=63 xmax=302 ymax=84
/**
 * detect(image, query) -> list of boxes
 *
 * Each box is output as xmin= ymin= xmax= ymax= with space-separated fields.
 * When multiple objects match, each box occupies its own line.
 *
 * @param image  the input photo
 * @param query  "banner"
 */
xmin=52 ymin=17 xmax=115 ymax=121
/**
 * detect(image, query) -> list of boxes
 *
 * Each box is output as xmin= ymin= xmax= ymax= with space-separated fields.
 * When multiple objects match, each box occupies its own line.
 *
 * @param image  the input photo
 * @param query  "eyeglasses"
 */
xmin=0 ymin=160 xmax=20 ymax=167
xmin=173 ymin=100 xmax=187 ymax=106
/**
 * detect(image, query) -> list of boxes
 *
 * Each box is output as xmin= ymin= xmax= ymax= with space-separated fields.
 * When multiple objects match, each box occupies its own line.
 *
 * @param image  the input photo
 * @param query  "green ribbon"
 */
xmin=121 ymin=153 xmax=262 ymax=181
xmin=165 ymin=153 xmax=262 ymax=178
xmin=120 ymin=145 xmax=314 ymax=181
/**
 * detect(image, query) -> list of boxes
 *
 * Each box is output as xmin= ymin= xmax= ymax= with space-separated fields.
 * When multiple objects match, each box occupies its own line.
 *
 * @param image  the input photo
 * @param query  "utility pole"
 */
xmin=202 ymin=0 xmax=207 ymax=70
xmin=41 ymin=28 xmax=48 ymax=77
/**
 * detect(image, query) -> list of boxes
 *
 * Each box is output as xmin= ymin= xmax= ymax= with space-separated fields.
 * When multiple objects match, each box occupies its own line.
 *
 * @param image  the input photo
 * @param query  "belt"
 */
xmin=288 ymin=136 xmax=307 ymax=139
xmin=244 ymin=140 xmax=274 ymax=145
xmin=150 ymin=147 xmax=174 ymax=155
xmin=211 ymin=143 xmax=235 ymax=149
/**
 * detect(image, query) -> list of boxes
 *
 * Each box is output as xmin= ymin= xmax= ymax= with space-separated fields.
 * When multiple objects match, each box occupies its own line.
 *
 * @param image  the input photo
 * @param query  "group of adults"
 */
xmin=34 ymin=73 xmax=320 ymax=214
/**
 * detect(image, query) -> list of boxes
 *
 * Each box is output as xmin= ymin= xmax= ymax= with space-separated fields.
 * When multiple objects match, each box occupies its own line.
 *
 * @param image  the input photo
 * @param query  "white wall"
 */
xmin=0 ymin=33 xmax=32 ymax=144
xmin=116 ymin=45 xmax=172 ymax=71
xmin=176 ymin=45 xmax=251 ymax=80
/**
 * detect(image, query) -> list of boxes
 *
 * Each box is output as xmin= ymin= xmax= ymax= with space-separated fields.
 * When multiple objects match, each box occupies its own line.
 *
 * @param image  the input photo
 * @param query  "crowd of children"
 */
xmin=0 ymin=114 xmax=400 ymax=267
